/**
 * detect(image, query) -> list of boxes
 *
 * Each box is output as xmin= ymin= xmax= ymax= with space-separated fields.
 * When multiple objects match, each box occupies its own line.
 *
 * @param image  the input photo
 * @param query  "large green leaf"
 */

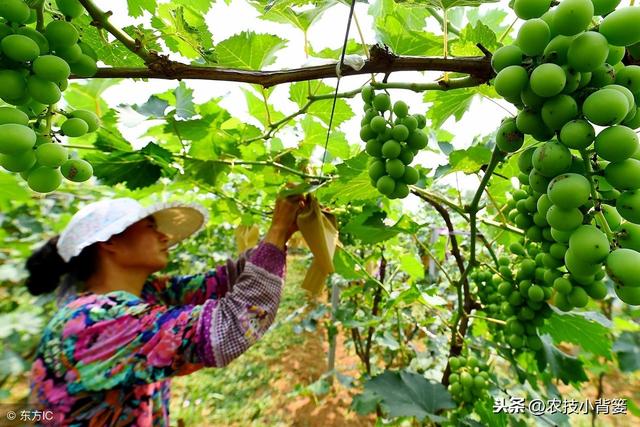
xmin=86 ymin=144 xmax=176 ymax=189
xmin=370 ymin=0 xmax=442 ymax=56
xmin=449 ymin=145 xmax=492 ymax=174
xmin=363 ymin=370 xmax=455 ymax=422
xmin=216 ymin=32 xmax=287 ymax=70
xmin=540 ymin=312 xmax=612 ymax=359
xmin=297 ymin=116 xmax=351 ymax=159
xmin=127 ymin=0 xmax=157 ymax=17
xmin=424 ymin=88 xmax=477 ymax=128
xmin=537 ymin=335 xmax=589 ymax=384
xmin=0 ymin=173 xmax=30 ymax=209
xmin=451 ymin=21 xmax=499 ymax=56
xmin=130 ymin=95 xmax=170 ymax=118
xmin=242 ymin=88 xmax=286 ymax=128
xmin=342 ymin=206 xmax=419 ymax=244
xmin=289 ymin=81 xmax=354 ymax=127
xmin=318 ymin=153 xmax=378 ymax=205
xmin=613 ymin=332 xmax=640 ymax=372
xmin=64 ymin=80 xmax=122 ymax=116
xmin=152 ymin=4 xmax=215 ymax=62
xmin=181 ymin=158 xmax=228 ymax=187
xmin=257 ymin=0 xmax=335 ymax=32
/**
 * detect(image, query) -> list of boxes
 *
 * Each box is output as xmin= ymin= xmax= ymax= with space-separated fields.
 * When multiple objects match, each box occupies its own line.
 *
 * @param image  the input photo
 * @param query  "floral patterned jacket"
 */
xmin=29 ymin=241 xmax=286 ymax=426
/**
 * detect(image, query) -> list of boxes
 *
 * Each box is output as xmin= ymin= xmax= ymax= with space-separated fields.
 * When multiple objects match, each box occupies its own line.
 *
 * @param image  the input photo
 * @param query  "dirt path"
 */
xmin=263 ymin=323 xmax=376 ymax=427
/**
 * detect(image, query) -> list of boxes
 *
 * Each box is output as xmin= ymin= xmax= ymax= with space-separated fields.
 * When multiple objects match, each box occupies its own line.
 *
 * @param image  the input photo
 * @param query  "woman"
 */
xmin=26 ymin=194 xmax=304 ymax=426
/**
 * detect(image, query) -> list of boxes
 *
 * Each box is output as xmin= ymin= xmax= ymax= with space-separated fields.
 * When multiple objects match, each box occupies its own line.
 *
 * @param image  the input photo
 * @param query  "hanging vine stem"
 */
xmin=425 ymin=7 xmax=461 ymax=37
xmin=579 ymin=149 xmax=615 ymax=243
xmin=441 ymin=146 xmax=503 ymax=387
xmin=413 ymin=235 xmax=456 ymax=285
xmin=34 ymin=0 xmax=45 ymax=32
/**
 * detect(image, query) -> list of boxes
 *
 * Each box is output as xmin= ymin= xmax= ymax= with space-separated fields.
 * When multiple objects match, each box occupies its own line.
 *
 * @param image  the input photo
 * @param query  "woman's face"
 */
xmin=105 ymin=216 xmax=170 ymax=272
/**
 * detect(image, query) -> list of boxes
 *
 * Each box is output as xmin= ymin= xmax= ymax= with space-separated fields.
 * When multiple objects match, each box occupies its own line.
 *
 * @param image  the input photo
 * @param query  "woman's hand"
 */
xmin=264 ymin=193 xmax=306 ymax=251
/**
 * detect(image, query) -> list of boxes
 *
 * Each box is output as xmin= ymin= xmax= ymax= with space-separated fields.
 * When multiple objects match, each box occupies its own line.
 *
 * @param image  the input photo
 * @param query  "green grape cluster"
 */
xmin=0 ymin=0 xmax=98 ymax=192
xmin=472 ymin=263 xmax=552 ymax=354
xmin=447 ymin=354 xmax=490 ymax=405
xmin=492 ymin=0 xmax=640 ymax=307
xmin=360 ymin=86 xmax=428 ymax=199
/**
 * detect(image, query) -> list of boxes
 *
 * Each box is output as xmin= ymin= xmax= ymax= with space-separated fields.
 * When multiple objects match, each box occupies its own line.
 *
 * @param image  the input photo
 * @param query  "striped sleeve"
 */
xmin=197 ymin=241 xmax=286 ymax=367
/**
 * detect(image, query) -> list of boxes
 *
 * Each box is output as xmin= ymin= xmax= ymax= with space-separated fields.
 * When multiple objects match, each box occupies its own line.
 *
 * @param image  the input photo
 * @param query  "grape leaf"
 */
xmin=152 ymin=4 xmax=215 ymax=62
xmin=317 ymin=153 xmax=378 ymax=205
xmin=181 ymin=158 xmax=228 ymax=186
xmin=540 ymin=312 xmax=612 ymax=359
xmin=127 ymin=0 xmax=157 ymax=17
xmin=242 ymin=88 xmax=286 ymax=127
xmin=130 ymin=95 xmax=169 ymax=118
xmin=174 ymin=0 xmax=214 ymax=14
xmin=289 ymin=81 xmax=354 ymax=127
xmin=537 ymin=335 xmax=588 ymax=384
xmin=446 ymin=145 xmax=492 ymax=175
xmin=86 ymin=144 xmax=176 ymax=189
xmin=612 ymin=332 xmax=640 ymax=372
xmin=333 ymin=248 xmax=367 ymax=280
xmin=375 ymin=16 xmax=442 ymax=56
xmin=216 ymin=32 xmax=287 ymax=70
xmin=351 ymin=389 xmax=382 ymax=415
xmin=451 ymin=21 xmax=499 ymax=56
xmin=399 ymin=254 xmax=425 ymax=280
xmin=257 ymin=0 xmax=334 ymax=31
xmin=74 ymin=16 xmax=147 ymax=67
xmin=342 ymin=207 xmax=416 ymax=244
xmin=64 ymin=80 xmax=122 ymax=118
xmin=363 ymin=370 xmax=455 ymax=422
xmin=0 ymin=173 xmax=30 ymax=208
xmin=309 ymin=40 xmax=363 ymax=60
xmin=175 ymin=83 xmax=196 ymax=119
xmin=473 ymin=399 xmax=508 ymax=427
xmin=164 ymin=118 xmax=210 ymax=141
xmin=297 ymin=116 xmax=351 ymax=159
xmin=424 ymin=88 xmax=477 ymax=128
xmin=466 ymin=8 xmax=509 ymax=35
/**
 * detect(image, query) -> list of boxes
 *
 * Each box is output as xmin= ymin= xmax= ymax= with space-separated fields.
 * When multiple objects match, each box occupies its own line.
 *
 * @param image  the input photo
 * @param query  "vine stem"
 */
xmin=498 ymin=18 xmax=518 ymax=44
xmin=34 ymin=0 xmax=45 ymax=32
xmin=77 ymin=0 xmax=152 ymax=63
xmin=441 ymin=146 xmax=503 ymax=387
xmin=77 ymin=56 xmax=494 ymax=86
xmin=371 ymin=76 xmax=485 ymax=92
xmin=579 ymin=149 xmax=615 ymax=243
xmin=467 ymin=314 xmax=507 ymax=326
xmin=426 ymin=7 xmax=461 ymax=37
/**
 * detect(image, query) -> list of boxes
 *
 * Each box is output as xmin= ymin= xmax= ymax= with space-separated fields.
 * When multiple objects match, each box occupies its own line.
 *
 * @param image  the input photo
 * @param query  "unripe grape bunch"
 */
xmin=447 ymin=353 xmax=491 ymax=405
xmin=472 ymin=262 xmax=552 ymax=355
xmin=0 ymin=0 xmax=98 ymax=193
xmin=489 ymin=0 xmax=640 ymax=308
xmin=360 ymin=86 xmax=428 ymax=199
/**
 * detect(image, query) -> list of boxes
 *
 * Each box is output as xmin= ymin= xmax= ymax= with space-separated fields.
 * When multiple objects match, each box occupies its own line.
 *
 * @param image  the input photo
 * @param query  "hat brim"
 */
xmin=143 ymin=202 xmax=209 ymax=247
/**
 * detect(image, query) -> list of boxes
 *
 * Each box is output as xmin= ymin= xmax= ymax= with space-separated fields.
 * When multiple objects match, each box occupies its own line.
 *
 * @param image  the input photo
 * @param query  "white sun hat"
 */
xmin=56 ymin=198 xmax=209 ymax=262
